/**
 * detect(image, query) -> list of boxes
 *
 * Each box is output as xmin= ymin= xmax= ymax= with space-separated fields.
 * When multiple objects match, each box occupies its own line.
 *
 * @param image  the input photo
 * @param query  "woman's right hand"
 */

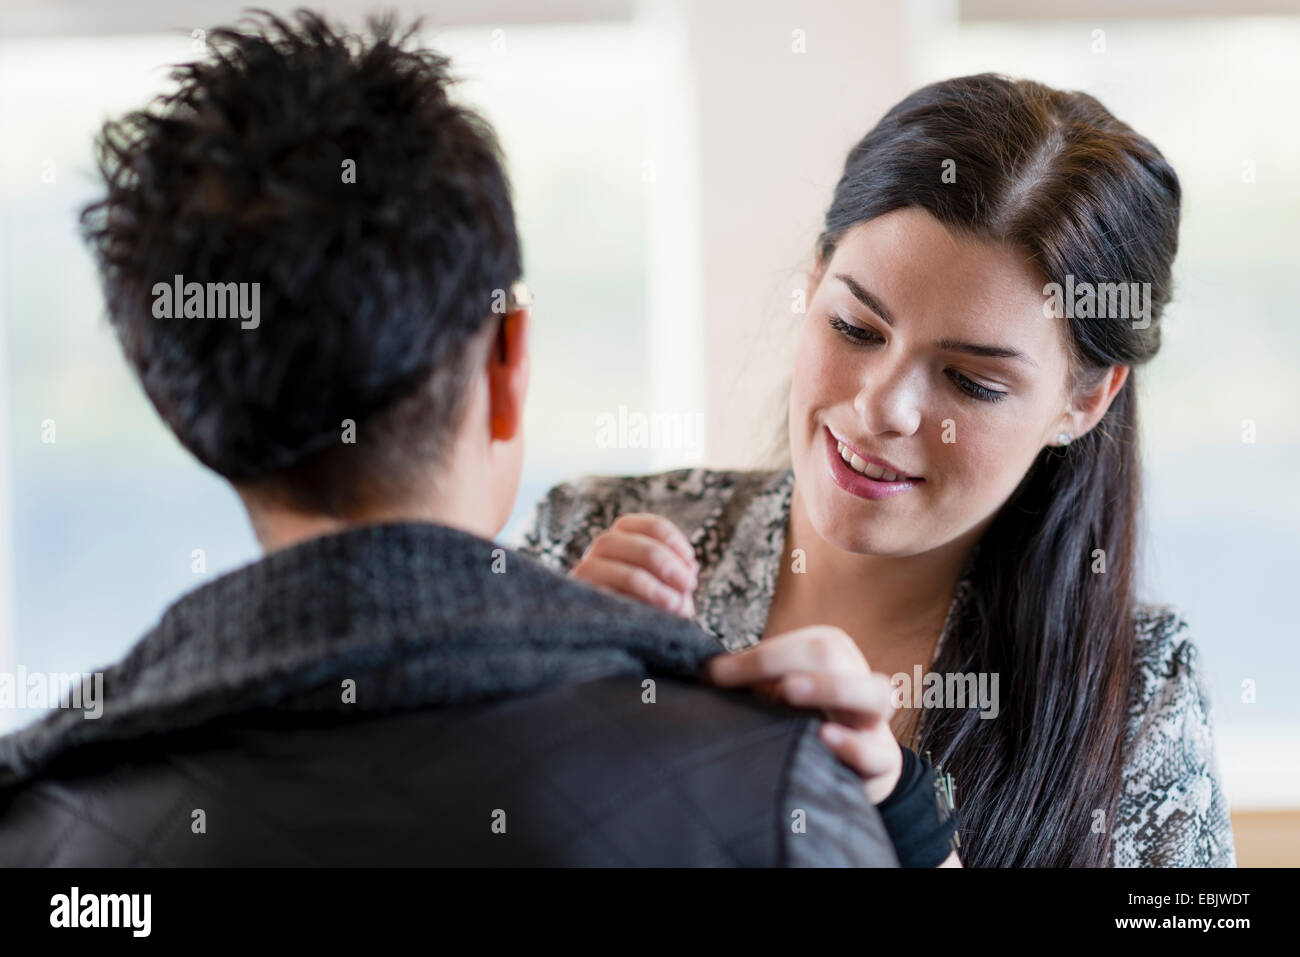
xmin=570 ymin=513 xmax=699 ymax=617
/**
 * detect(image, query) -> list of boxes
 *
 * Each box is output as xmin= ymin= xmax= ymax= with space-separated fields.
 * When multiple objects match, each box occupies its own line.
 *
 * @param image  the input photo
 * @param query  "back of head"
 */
xmin=81 ymin=9 xmax=522 ymax=515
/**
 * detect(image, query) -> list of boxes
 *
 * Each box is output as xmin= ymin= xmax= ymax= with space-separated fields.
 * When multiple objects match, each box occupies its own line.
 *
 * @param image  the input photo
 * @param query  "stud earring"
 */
xmin=1057 ymin=432 xmax=1073 ymax=446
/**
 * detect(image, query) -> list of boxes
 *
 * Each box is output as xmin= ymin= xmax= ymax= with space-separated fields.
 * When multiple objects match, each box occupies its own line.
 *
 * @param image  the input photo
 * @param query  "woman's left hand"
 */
xmin=701 ymin=625 xmax=904 ymax=804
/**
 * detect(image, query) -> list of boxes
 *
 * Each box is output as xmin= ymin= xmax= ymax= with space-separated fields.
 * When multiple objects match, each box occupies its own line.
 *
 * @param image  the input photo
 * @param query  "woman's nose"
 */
xmin=852 ymin=365 xmax=923 ymax=436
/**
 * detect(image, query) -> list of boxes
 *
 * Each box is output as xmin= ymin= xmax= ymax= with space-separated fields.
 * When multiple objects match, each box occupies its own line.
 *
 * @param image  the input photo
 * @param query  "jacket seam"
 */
xmin=774 ymin=717 xmax=808 ymax=868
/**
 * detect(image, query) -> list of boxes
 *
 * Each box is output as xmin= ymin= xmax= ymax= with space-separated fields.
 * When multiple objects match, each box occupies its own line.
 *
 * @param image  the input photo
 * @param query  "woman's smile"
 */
xmin=823 ymin=425 xmax=924 ymax=500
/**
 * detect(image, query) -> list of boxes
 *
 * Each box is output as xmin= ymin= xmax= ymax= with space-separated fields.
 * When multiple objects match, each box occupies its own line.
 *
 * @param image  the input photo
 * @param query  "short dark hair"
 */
xmin=81 ymin=8 xmax=522 ymax=514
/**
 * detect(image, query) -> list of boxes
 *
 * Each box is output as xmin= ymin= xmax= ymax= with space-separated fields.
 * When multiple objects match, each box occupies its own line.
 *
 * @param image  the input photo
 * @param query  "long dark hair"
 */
xmin=812 ymin=74 xmax=1180 ymax=866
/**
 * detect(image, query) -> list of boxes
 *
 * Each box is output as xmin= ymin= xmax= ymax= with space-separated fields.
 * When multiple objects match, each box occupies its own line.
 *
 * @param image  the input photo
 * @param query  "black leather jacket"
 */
xmin=0 ymin=522 xmax=897 ymax=867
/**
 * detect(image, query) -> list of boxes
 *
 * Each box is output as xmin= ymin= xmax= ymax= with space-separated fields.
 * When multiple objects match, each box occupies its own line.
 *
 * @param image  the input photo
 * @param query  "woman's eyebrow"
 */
xmin=834 ymin=272 xmax=1038 ymax=368
xmin=836 ymin=273 xmax=895 ymax=325
xmin=935 ymin=336 xmax=1038 ymax=367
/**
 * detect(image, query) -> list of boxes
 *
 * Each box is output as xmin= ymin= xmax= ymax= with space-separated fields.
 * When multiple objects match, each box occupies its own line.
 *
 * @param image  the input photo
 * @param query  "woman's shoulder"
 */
xmin=1127 ymin=604 xmax=1221 ymax=744
xmin=511 ymin=466 xmax=787 ymax=574
xmin=1130 ymin=603 xmax=1203 ymax=702
xmin=1113 ymin=603 xmax=1236 ymax=866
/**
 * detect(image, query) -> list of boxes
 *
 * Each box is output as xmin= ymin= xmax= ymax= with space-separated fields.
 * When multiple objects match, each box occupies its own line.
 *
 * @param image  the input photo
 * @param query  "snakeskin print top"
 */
xmin=513 ymin=466 xmax=1237 ymax=868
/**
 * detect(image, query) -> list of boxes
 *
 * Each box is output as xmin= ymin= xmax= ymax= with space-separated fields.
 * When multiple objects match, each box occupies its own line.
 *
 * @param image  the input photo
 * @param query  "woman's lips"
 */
xmin=826 ymin=426 xmax=920 ymax=479
xmin=823 ymin=426 xmax=923 ymax=501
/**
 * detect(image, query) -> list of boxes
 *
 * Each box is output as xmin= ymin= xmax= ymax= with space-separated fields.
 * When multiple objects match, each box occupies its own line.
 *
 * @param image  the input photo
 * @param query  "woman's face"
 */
xmin=789 ymin=206 xmax=1097 ymax=558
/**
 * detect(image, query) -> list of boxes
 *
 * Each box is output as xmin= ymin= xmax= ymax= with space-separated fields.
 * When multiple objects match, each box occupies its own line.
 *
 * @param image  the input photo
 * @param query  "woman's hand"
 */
xmin=701 ymin=625 xmax=904 ymax=804
xmin=569 ymin=513 xmax=699 ymax=617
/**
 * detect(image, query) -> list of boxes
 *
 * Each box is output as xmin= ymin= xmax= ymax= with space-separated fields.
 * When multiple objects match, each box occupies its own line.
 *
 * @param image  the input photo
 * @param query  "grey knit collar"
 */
xmin=0 ymin=521 xmax=724 ymax=787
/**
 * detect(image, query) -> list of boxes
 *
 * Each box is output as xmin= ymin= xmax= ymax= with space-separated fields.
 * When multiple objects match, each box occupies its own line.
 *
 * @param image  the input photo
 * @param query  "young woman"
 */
xmin=515 ymin=73 xmax=1235 ymax=868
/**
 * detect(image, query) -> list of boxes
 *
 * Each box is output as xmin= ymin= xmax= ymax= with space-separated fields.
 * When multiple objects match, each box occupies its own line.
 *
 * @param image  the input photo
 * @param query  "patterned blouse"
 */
xmin=514 ymin=466 xmax=1237 ymax=868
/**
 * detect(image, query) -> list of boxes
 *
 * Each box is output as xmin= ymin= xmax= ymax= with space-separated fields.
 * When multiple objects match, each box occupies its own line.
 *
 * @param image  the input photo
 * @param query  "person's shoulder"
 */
xmin=1125 ymin=602 xmax=1216 ymax=748
xmin=1114 ymin=602 xmax=1237 ymax=867
xmin=512 ymin=466 xmax=786 ymax=572
xmin=536 ymin=673 xmax=897 ymax=866
xmin=1129 ymin=603 xmax=1208 ymax=711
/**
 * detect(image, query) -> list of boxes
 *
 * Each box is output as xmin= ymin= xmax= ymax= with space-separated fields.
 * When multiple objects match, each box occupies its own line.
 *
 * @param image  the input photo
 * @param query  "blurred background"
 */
xmin=1 ymin=0 xmax=1297 ymax=864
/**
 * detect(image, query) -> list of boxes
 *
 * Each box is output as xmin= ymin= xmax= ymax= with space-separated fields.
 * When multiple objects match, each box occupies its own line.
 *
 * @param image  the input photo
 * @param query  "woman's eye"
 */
xmin=828 ymin=314 xmax=882 ymax=344
xmin=948 ymin=371 xmax=1009 ymax=403
xmin=829 ymin=314 xmax=1008 ymax=403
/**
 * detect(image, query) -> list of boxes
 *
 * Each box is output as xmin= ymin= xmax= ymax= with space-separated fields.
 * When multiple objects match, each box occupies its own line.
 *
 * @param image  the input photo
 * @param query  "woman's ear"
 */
xmin=1060 ymin=364 xmax=1129 ymax=442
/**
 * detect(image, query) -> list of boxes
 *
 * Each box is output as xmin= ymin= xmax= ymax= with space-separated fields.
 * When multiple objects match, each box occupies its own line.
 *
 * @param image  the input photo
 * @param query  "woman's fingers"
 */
xmin=701 ymin=624 xmax=903 ymax=801
xmin=575 ymin=555 xmax=689 ymax=615
xmin=819 ymin=722 xmax=904 ymax=804
xmin=703 ymin=625 xmax=868 ymax=686
xmin=700 ymin=623 xmax=903 ymax=803
xmin=776 ymin=670 xmax=896 ymax=726
xmin=569 ymin=515 xmax=699 ymax=617
xmin=584 ymin=529 xmax=696 ymax=593
xmin=610 ymin=513 xmax=698 ymax=572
